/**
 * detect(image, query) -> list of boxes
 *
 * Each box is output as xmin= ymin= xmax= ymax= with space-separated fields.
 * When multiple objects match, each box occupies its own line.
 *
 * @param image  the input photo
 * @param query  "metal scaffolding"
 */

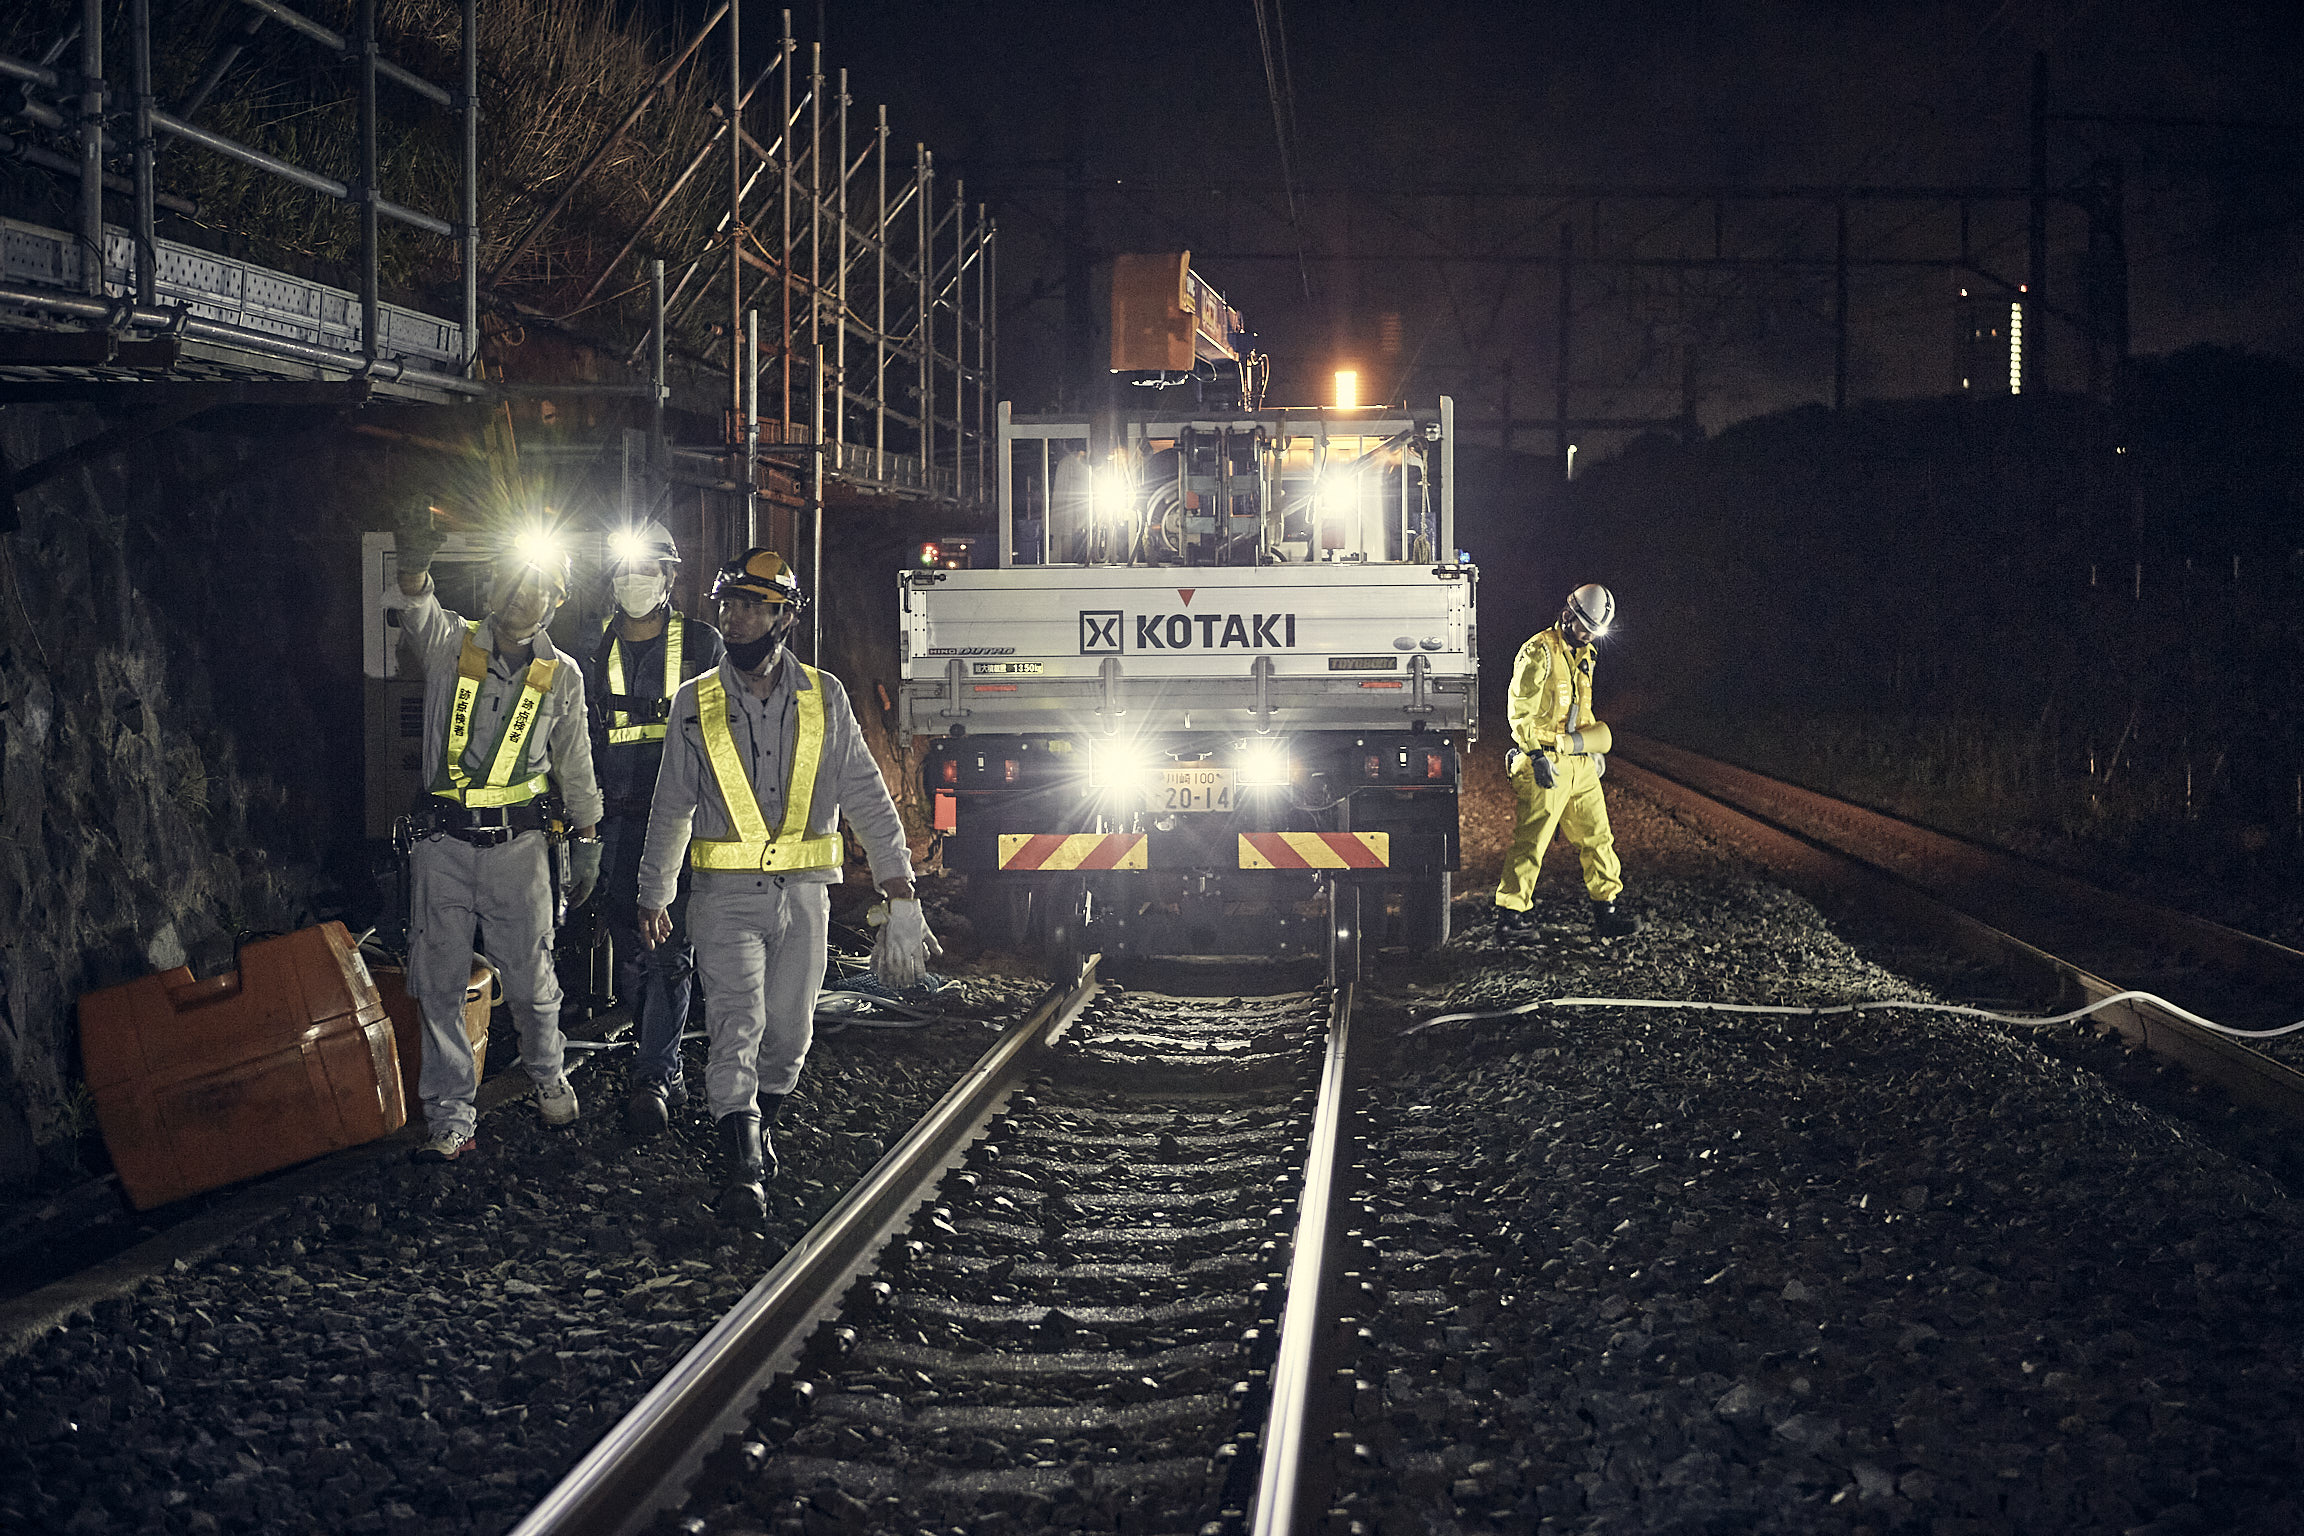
xmin=0 ymin=3 xmax=998 ymax=509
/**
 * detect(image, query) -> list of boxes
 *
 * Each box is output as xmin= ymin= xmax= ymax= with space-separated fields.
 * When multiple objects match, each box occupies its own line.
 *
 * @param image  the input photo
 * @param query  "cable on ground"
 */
xmin=1397 ymin=988 xmax=2304 ymax=1040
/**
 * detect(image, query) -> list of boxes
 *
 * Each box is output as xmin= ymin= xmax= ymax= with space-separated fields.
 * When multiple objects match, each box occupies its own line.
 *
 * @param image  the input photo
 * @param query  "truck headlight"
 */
xmin=1236 ymin=740 xmax=1290 ymax=787
xmin=1086 ymin=742 xmax=1152 ymax=793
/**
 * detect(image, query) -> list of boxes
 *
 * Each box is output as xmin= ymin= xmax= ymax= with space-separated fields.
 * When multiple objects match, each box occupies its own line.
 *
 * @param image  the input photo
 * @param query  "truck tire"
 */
xmin=1401 ymin=871 xmax=1452 ymax=950
xmin=978 ymin=880 xmax=1033 ymax=952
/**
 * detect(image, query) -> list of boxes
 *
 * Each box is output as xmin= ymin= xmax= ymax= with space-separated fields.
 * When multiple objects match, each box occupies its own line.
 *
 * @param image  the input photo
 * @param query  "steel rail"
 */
xmin=1616 ymin=733 xmax=2304 ymax=997
xmin=1249 ymin=978 xmax=1357 ymax=1536
xmin=510 ymin=962 xmax=1102 ymax=1536
xmin=1609 ymin=744 xmax=2304 ymax=1121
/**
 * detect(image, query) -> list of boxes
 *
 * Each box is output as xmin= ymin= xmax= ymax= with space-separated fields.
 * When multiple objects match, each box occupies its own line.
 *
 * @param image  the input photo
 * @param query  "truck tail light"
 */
xmin=1003 ymin=758 xmax=1020 ymax=784
xmin=937 ymin=758 xmax=959 ymax=785
xmin=932 ymin=791 xmax=957 ymax=832
xmin=1425 ymin=751 xmax=1445 ymax=781
xmin=1363 ymin=753 xmax=1382 ymax=780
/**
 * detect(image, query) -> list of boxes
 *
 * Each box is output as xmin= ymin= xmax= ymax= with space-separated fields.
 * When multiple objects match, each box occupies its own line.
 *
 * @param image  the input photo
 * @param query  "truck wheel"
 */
xmin=1401 ymin=871 xmax=1452 ymax=950
xmin=1328 ymin=879 xmax=1361 ymax=986
xmin=978 ymin=881 xmax=1033 ymax=951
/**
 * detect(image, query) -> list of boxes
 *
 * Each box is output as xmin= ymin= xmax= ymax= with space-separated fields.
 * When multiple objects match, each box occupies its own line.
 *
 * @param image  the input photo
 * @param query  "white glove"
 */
xmin=870 ymin=898 xmax=941 ymax=991
xmin=1592 ymin=752 xmax=1607 ymax=779
xmin=1505 ymin=745 xmax=1526 ymax=777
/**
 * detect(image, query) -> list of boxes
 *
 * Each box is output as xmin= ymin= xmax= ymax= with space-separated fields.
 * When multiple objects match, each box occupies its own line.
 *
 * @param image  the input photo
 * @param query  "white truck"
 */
xmin=897 ymin=393 xmax=1477 ymax=975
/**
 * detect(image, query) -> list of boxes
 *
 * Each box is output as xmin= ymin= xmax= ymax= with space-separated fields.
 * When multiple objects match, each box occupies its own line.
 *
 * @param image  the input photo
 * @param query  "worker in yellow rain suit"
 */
xmin=1492 ymin=583 xmax=1640 ymax=941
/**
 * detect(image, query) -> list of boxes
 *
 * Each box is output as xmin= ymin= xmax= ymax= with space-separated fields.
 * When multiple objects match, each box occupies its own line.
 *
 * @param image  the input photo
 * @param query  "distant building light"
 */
xmin=2008 ymin=302 xmax=2024 ymax=395
xmin=1332 ymin=369 xmax=1359 ymax=410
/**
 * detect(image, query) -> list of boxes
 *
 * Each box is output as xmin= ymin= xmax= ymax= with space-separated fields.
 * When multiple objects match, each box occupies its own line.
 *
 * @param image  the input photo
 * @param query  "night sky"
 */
xmin=781 ymin=0 xmax=2299 ymax=437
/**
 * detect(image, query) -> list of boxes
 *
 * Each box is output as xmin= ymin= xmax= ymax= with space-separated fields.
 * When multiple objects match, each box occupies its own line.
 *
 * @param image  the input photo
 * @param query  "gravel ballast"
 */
xmin=1342 ymin=786 xmax=2304 ymax=1534
xmin=7 ymin=771 xmax=2303 ymax=1535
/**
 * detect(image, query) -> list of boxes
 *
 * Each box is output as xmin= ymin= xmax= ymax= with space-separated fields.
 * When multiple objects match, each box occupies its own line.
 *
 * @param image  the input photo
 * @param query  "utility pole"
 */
xmin=2028 ymin=52 xmax=2049 ymax=391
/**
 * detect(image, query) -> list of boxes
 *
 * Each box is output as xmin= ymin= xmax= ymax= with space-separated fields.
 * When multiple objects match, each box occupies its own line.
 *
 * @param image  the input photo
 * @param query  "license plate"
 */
xmin=1158 ymin=766 xmax=1237 ymax=813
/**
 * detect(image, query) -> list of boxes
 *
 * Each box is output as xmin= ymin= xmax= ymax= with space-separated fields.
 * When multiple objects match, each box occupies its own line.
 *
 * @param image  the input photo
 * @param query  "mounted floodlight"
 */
xmin=1090 ymin=464 xmax=1131 ymax=521
xmin=1332 ymin=369 xmax=1359 ymax=410
xmin=1086 ymin=740 xmax=1153 ymax=795
xmin=1236 ymin=739 xmax=1290 ymax=788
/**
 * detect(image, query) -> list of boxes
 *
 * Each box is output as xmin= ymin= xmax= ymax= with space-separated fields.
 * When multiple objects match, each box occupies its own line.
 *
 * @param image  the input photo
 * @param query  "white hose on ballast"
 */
xmin=1397 ymin=987 xmax=2304 ymax=1040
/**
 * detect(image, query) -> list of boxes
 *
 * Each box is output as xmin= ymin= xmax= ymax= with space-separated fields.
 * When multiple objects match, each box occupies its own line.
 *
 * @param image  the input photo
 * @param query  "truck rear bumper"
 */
xmin=939 ymin=826 xmax=1453 ymax=872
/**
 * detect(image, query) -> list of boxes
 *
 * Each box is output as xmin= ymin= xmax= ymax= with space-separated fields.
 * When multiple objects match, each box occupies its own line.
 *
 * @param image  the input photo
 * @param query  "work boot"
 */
xmin=536 ymin=1073 xmax=580 ymax=1127
xmin=1591 ymin=900 xmax=1641 ymax=938
xmin=624 ymin=1078 xmax=676 ymax=1138
xmin=1491 ymin=906 xmax=1536 ymax=942
xmin=715 ymin=1110 xmax=769 ymax=1231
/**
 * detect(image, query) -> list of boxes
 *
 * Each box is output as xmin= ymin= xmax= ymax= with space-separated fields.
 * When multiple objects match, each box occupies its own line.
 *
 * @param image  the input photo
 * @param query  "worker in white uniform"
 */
xmin=636 ymin=549 xmax=932 ymax=1228
xmin=391 ymin=507 xmax=605 ymax=1162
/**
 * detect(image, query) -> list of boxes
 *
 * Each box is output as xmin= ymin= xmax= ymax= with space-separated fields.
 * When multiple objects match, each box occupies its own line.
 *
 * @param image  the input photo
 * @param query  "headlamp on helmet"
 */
xmin=711 ymin=547 xmax=807 ymax=613
xmin=609 ymin=518 xmax=681 ymax=575
xmin=1562 ymin=582 xmax=1615 ymax=643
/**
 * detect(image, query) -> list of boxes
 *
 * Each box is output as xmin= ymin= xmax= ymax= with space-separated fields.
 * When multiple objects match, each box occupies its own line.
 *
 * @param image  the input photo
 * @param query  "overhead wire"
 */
xmin=1248 ymin=0 xmax=1313 ymax=302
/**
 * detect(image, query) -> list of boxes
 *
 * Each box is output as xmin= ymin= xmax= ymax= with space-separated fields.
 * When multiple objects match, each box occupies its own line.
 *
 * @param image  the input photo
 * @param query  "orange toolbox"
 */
xmin=373 ymin=958 xmax=497 ymax=1121
xmin=80 ymin=922 xmax=407 ymax=1210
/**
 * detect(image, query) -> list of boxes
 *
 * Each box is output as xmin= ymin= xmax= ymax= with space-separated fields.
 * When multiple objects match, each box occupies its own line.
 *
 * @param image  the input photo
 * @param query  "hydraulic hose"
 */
xmin=1398 ymin=987 xmax=2304 ymax=1040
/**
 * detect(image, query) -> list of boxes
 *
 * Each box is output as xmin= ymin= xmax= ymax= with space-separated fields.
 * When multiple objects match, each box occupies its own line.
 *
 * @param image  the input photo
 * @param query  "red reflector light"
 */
xmin=938 ymin=759 xmax=959 ymax=785
xmin=932 ymin=791 xmax=957 ymax=832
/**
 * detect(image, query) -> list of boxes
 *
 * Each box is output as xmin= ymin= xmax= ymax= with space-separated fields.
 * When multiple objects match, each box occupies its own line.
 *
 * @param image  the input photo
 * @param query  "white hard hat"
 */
xmin=608 ymin=518 xmax=680 ymax=572
xmin=1563 ymin=583 xmax=1615 ymax=638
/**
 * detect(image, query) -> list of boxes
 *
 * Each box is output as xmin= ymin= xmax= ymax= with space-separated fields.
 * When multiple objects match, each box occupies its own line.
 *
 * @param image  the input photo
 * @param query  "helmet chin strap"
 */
xmin=727 ymin=615 xmax=793 ymax=673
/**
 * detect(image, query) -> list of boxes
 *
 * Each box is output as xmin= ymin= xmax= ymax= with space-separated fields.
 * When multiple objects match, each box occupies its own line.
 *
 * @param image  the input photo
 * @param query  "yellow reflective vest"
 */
xmin=604 ymin=613 xmax=685 ymax=745
xmin=1507 ymin=626 xmax=1614 ymax=756
xmin=687 ymin=666 xmax=845 ymax=872
xmin=431 ymin=623 xmax=555 ymax=808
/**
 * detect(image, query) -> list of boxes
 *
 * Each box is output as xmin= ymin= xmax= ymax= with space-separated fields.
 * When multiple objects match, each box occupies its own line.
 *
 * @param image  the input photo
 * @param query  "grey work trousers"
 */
xmin=688 ymin=875 xmax=830 ymax=1117
xmin=408 ymin=830 xmax=566 ymax=1139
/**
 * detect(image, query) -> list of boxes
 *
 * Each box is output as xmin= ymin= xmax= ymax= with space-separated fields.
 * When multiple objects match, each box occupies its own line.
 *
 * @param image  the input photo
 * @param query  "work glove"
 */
xmin=568 ymin=839 xmax=602 ymax=908
xmin=1592 ymin=753 xmax=1607 ymax=779
xmin=396 ymin=501 xmax=447 ymax=575
xmin=869 ymin=897 xmax=943 ymax=992
xmin=1528 ymin=751 xmax=1556 ymax=789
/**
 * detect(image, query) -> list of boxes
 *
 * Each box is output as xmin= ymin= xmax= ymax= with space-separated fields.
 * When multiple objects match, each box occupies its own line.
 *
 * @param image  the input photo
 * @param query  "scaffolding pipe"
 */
xmin=778 ymin=11 xmax=794 ymax=433
xmin=0 ymin=52 xmax=60 ymax=89
xmin=130 ymin=0 xmax=156 ymax=305
xmin=834 ymin=68 xmax=850 ymax=471
xmin=177 ymin=12 xmax=266 ymax=123
xmin=917 ymin=146 xmax=931 ymax=485
xmin=746 ymin=308 xmax=760 ymax=543
xmin=235 ymin=0 xmax=451 ymax=105
xmin=810 ymin=339 xmax=825 ymax=661
xmin=357 ymin=0 xmax=380 ymax=360
xmin=809 ymin=41 xmax=823 ymax=461
xmin=650 ymin=258 xmax=667 ymax=462
xmin=875 ymin=104 xmax=888 ymax=468
xmin=148 ymin=109 xmax=452 ymax=235
xmin=728 ymin=0 xmax=744 ymax=431
xmin=461 ymin=0 xmax=477 ymax=370
xmin=0 ymin=130 xmax=197 ymax=217
xmin=78 ymin=0 xmax=103 ymax=296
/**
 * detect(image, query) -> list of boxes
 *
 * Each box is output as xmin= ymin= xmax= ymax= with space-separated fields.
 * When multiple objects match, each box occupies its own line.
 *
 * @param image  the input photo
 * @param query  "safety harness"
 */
xmin=432 ymin=623 xmax=555 ymax=808
xmin=688 ymin=664 xmax=844 ymax=872
xmin=603 ymin=613 xmax=685 ymax=745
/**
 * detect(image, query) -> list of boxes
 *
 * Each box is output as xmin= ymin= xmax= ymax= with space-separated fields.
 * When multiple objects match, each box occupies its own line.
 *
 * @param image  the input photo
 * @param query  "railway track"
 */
xmin=515 ymin=935 xmax=1373 ymax=1536
xmin=1612 ymin=732 xmax=2304 ymax=1115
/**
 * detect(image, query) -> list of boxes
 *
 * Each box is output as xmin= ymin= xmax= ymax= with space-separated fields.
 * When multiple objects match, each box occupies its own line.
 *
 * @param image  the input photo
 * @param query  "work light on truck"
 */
xmin=1086 ymin=742 xmax=1153 ymax=794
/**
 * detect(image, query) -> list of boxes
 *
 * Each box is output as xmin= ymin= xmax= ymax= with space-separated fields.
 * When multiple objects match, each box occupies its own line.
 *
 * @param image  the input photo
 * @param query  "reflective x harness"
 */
xmin=431 ymin=623 xmax=556 ymax=808
xmin=604 ymin=613 xmax=685 ymax=745
xmin=689 ymin=665 xmax=843 ymax=872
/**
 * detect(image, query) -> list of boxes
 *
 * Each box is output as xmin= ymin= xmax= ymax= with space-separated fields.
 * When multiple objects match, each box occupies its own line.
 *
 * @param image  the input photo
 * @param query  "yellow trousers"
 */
xmin=1493 ymin=752 xmax=1623 ymax=910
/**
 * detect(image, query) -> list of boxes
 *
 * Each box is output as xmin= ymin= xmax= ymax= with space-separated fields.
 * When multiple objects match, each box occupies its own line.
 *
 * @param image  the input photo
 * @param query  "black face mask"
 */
xmin=727 ymin=618 xmax=791 ymax=672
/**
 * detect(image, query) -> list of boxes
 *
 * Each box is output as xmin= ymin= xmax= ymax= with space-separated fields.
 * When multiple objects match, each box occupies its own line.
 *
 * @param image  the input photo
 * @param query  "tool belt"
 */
xmin=395 ymin=796 xmax=565 ymax=853
xmin=600 ymin=694 xmax=673 ymax=724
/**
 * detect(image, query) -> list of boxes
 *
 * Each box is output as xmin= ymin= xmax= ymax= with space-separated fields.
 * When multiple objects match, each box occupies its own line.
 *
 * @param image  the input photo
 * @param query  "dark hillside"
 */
xmin=1559 ymin=348 xmax=2304 ymax=934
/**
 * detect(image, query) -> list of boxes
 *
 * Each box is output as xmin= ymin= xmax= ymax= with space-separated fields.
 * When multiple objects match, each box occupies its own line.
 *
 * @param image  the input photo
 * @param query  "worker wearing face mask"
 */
xmin=636 ymin=549 xmax=931 ymax=1228
xmin=390 ymin=506 xmax=604 ymax=1162
xmin=583 ymin=519 xmax=725 ymax=1137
